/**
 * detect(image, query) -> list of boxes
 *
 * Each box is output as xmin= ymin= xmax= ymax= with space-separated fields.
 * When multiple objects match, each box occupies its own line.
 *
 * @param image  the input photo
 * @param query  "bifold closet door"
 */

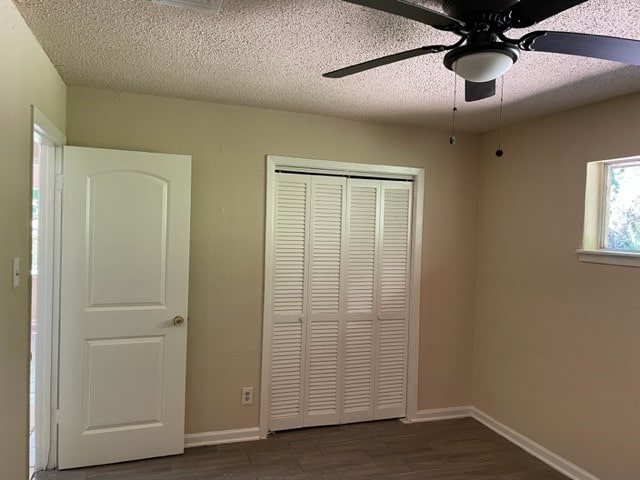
xmin=342 ymin=179 xmax=412 ymax=422
xmin=269 ymin=173 xmax=346 ymax=430
xmin=268 ymin=173 xmax=411 ymax=431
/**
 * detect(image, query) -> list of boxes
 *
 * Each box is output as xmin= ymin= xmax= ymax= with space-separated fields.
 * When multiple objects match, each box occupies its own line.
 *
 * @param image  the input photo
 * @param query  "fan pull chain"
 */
xmin=450 ymin=67 xmax=458 ymax=145
xmin=496 ymin=75 xmax=505 ymax=157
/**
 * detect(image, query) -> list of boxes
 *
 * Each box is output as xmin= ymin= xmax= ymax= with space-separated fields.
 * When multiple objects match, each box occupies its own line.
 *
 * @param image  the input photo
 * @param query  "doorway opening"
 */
xmin=30 ymin=132 xmax=43 ymax=477
xmin=30 ymin=107 xmax=65 ymax=478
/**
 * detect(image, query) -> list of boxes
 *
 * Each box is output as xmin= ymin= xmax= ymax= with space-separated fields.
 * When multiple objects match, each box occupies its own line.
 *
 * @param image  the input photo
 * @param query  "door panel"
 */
xmin=87 ymin=171 xmax=168 ymax=306
xmin=58 ymin=147 xmax=191 ymax=468
xmin=83 ymin=337 xmax=164 ymax=430
xmin=342 ymin=179 xmax=379 ymax=423
xmin=269 ymin=174 xmax=310 ymax=430
xmin=304 ymin=176 xmax=346 ymax=427
xmin=374 ymin=182 xmax=412 ymax=420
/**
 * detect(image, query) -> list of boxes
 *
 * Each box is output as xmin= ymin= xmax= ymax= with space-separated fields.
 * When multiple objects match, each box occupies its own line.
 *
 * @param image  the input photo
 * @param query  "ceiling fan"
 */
xmin=324 ymin=0 xmax=640 ymax=102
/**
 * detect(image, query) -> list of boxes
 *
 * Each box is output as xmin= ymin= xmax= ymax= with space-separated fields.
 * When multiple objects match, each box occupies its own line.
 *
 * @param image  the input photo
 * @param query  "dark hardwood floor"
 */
xmin=36 ymin=418 xmax=569 ymax=480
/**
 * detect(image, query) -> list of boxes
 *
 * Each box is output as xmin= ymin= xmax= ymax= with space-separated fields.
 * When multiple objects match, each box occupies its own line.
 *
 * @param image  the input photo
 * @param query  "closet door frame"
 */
xmin=260 ymin=155 xmax=424 ymax=438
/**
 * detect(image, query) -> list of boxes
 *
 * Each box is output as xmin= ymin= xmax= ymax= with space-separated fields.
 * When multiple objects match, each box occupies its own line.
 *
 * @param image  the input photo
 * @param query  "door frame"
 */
xmin=259 ymin=155 xmax=425 ymax=438
xmin=30 ymin=106 xmax=65 ymax=470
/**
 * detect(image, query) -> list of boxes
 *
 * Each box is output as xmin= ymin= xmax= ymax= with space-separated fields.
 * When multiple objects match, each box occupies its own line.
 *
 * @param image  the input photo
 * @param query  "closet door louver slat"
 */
xmin=342 ymin=320 xmax=374 ymax=420
xmin=270 ymin=322 xmax=304 ymax=418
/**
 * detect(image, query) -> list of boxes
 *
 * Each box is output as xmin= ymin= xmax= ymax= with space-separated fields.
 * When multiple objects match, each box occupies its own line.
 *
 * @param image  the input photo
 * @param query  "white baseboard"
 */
xmin=471 ymin=408 xmax=601 ymax=480
xmin=184 ymin=427 xmax=260 ymax=448
xmin=408 ymin=406 xmax=473 ymax=423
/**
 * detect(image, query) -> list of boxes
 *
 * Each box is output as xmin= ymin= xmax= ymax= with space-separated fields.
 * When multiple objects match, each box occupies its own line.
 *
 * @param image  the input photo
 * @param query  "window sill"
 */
xmin=577 ymin=249 xmax=640 ymax=268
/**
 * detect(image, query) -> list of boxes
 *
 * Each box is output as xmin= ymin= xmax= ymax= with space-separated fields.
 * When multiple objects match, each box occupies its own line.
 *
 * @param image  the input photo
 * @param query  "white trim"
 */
xmin=405 ymin=168 xmax=424 ymax=424
xmin=184 ymin=428 xmax=260 ymax=448
xmin=581 ymin=155 xmax=640 ymax=262
xmin=30 ymin=106 xmax=65 ymax=471
xmin=32 ymin=106 xmax=66 ymax=145
xmin=581 ymin=160 xmax=604 ymax=251
xmin=471 ymin=408 xmax=602 ymax=480
xmin=577 ymin=249 xmax=640 ymax=268
xmin=33 ymin=134 xmax=56 ymax=471
xmin=260 ymin=155 xmax=424 ymax=438
xmin=406 ymin=406 xmax=472 ymax=423
xmin=259 ymin=158 xmax=276 ymax=439
xmin=270 ymin=156 xmax=419 ymax=180
xmin=47 ymin=145 xmax=63 ymax=470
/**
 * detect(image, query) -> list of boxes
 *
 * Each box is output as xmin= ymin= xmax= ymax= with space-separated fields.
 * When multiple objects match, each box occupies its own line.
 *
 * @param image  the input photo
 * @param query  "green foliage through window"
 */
xmin=605 ymin=162 xmax=640 ymax=250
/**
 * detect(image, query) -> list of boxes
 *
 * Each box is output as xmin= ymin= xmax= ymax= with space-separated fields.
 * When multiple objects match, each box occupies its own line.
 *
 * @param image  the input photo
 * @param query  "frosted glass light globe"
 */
xmin=453 ymin=51 xmax=515 ymax=82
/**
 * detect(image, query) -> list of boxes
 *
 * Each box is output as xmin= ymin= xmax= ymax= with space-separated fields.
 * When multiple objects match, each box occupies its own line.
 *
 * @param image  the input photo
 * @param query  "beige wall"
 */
xmin=66 ymin=86 xmax=480 ymax=433
xmin=0 ymin=1 xmax=67 ymax=478
xmin=15 ymin=9 xmax=638 ymax=478
xmin=474 ymin=93 xmax=640 ymax=480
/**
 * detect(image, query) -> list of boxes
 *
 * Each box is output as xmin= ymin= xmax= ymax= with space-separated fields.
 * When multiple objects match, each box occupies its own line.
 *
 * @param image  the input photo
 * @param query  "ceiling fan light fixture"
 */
xmin=444 ymin=44 xmax=520 ymax=83
xmin=453 ymin=51 xmax=514 ymax=82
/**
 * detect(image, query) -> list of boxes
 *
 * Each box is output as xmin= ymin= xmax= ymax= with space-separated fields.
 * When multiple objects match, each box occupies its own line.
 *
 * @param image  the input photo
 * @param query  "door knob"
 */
xmin=173 ymin=315 xmax=186 ymax=326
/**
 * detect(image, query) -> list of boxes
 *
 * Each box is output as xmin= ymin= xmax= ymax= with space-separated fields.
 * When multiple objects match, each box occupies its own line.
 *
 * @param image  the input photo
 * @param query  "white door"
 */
xmin=57 ymin=147 xmax=191 ymax=469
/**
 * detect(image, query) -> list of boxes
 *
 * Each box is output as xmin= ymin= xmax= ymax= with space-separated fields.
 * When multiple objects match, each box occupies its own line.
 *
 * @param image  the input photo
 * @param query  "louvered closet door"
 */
xmin=374 ymin=181 xmax=412 ymax=420
xmin=342 ymin=179 xmax=380 ymax=424
xmin=303 ymin=176 xmax=347 ymax=427
xmin=269 ymin=174 xmax=311 ymax=431
xmin=268 ymin=173 xmax=413 ymax=431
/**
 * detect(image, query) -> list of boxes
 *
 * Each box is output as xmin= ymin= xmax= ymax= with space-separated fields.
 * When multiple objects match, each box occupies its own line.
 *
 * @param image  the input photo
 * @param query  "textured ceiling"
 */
xmin=13 ymin=0 xmax=640 ymax=132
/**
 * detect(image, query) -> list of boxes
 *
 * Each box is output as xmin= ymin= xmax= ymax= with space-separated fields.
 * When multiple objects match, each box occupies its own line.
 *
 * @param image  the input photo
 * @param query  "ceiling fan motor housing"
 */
xmin=442 ymin=0 xmax=519 ymax=19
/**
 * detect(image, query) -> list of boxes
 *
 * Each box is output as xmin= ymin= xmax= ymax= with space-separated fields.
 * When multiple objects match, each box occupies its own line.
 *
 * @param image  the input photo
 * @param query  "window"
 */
xmin=602 ymin=161 xmax=640 ymax=250
xmin=579 ymin=156 xmax=640 ymax=267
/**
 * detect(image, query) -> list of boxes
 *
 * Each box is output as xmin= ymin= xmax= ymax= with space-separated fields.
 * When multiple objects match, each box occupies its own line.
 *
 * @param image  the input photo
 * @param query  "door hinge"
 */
xmin=55 ymin=174 xmax=63 ymax=192
xmin=55 ymin=409 xmax=60 ymax=424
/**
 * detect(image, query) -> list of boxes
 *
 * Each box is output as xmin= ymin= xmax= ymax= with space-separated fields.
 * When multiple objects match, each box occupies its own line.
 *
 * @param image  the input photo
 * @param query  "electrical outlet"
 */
xmin=241 ymin=387 xmax=253 ymax=405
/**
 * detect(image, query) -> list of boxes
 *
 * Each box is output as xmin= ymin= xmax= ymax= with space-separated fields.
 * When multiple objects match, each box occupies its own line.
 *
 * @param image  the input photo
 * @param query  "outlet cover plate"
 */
xmin=241 ymin=387 xmax=253 ymax=405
